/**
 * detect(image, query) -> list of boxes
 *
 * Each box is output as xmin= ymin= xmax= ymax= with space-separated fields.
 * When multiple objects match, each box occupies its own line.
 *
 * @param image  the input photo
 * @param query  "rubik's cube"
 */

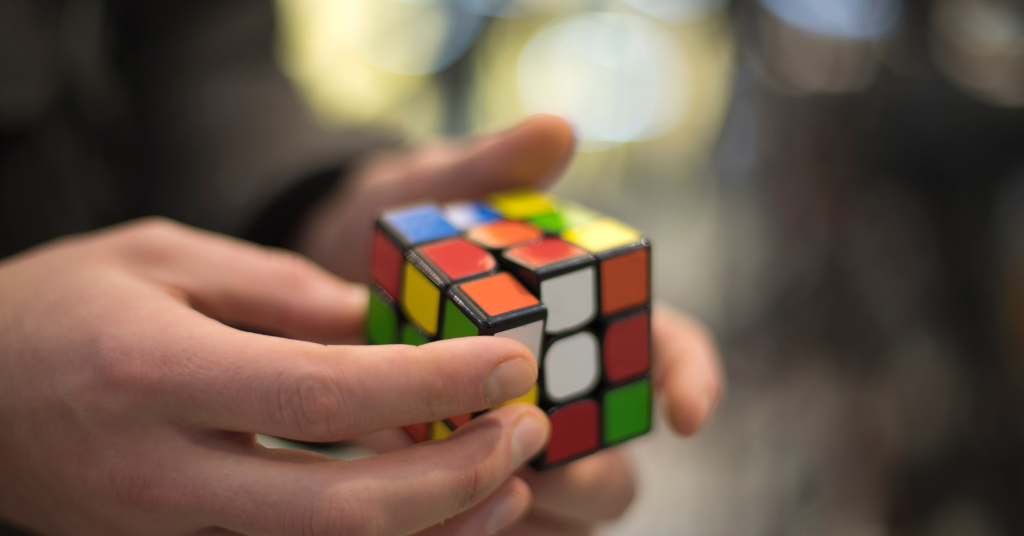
xmin=366 ymin=190 xmax=652 ymax=469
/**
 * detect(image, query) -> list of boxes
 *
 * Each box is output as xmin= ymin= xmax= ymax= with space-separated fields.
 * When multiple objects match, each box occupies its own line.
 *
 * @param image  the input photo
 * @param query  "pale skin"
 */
xmin=0 ymin=115 xmax=722 ymax=535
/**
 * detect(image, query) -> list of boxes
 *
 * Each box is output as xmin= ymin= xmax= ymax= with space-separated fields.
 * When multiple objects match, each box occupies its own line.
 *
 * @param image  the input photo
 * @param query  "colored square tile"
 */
xmin=441 ymin=299 xmax=479 ymax=339
xmin=430 ymin=420 xmax=452 ymax=440
xmin=504 ymin=237 xmax=589 ymax=269
xmin=366 ymin=286 xmax=398 ymax=345
xmin=466 ymin=220 xmax=544 ymax=250
xmin=562 ymin=218 xmax=641 ymax=253
xmin=540 ymin=267 xmax=596 ymax=334
xmin=543 ymin=331 xmax=601 ymax=403
xmin=600 ymin=248 xmax=649 ymax=316
xmin=603 ymin=309 xmax=650 ymax=383
xmin=545 ymin=399 xmax=600 ymax=466
xmin=495 ymin=319 xmax=544 ymax=363
xmin=404 ymin=423 xmax=429 ymax=443
xmin=401 ymin=261 xmax=441 ymax=336
xmin=459 ymin=272 xmax=540 ymax=317
xmin=400 ymin=323 xmax=430 ymax=346
xmin=444 ymin=413 xmax=472 ymax=429
xmin=489 ymin=190 xmax=556 ymax=220
xmin=418 ymin=238 xmax=496 ymax=281
xmin=529 ymin=202 xmax=600 ymax=234
xmin=603 ymin=378 xmax=651 ymax=445
xmin=382 ymin=203 xmax=459 ymax=246
xmin=443 ymin=200 xmax=501 ymax=230
xmin=372 ymin=229 xmax=403 ymax=299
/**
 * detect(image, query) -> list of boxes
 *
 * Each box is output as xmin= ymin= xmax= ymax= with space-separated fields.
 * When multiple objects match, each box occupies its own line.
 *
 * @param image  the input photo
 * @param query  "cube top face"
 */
xmin=504 ymin=237 xmax=589 ymax=271
xmin=380 ymin=203 xmax=459 ymax=246
xmin=466 ymin=220 xmax=544 ymax=250
xmin=488 ymin=190 xmax=556 ymax=220
xmin=443 ymin=200 xmax=501 ymax=230
xmin=416 ymin=238 xmax=496 ymax=283
xmin=457 ymin=272 xmax=540 ymax=317
xmin=562 ymin=218 xmax=642 ymax=254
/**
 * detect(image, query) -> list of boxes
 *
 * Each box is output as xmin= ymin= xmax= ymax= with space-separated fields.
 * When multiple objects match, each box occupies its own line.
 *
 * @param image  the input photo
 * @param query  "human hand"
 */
xmin=0 ymin=219 xmax=550 ymax=536
xmin=294 ymin=114 xmax=576 ymax=282
xmin=357 ymin=303 xmax=723 ymax=535
xmin=292 ymin=114 xmax=724 ymax=534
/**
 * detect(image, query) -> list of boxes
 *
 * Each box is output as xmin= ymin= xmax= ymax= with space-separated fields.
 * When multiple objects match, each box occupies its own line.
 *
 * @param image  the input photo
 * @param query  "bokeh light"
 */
xmin=759 ymin=0 xmax=902 ymax=39
xmin=517 ymin=13 xmax=691 ymax=147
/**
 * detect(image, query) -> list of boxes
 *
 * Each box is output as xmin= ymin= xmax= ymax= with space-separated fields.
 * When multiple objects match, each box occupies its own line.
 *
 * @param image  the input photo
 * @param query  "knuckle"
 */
xmin=308 ymin=489 xmax=380 ymax=536
xmin=271 ymin=365 xmax=349 ymax=441
xmin=114 ymin=217 xmax=188 ymax=265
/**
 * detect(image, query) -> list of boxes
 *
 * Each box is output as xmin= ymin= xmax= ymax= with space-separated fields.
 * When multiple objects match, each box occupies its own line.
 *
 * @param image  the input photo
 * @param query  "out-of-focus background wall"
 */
xmin=268 ymin=0 xmax=1024 ymax=534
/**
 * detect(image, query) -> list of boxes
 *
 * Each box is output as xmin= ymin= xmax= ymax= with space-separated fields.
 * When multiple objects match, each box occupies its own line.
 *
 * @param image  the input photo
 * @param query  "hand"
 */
xmin=0 ymin=218 xmax=550 ymax=536
xmin=291 ymin=115 xmax=724 ymax=534
xmin=295 ymin=114 xmax=576 ymax=282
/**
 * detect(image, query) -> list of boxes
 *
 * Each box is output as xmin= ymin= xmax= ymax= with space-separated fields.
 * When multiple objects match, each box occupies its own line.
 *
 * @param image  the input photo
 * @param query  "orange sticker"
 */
xmin=600 ymin=248 xmax=649 ymax=315
xmin=459 ymin=273 xmax=540 ymax=316
xmin=466 ymin=220 xmax=543 ymax=249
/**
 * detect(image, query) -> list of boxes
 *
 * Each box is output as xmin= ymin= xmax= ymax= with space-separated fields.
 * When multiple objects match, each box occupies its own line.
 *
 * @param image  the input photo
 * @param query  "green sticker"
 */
xmin=603 ymin=378 xmax=651 ymax=445
xmin=529 ymin=202 xmax=599 ymax=233
xmin=366 ymin=289 xmax=398 ymax=345
xmin=441 ymin=300 xmax=478 ymax=339
xmin=400 ymin=323 xmax=430 ymax=346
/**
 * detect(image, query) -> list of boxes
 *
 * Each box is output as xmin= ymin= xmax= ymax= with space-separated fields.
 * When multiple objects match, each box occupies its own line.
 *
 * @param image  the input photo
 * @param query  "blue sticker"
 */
xmin=443 ymin=201 xmax=502 ymax=230
xmin=382 ymin=203 xmax=459 ymax=245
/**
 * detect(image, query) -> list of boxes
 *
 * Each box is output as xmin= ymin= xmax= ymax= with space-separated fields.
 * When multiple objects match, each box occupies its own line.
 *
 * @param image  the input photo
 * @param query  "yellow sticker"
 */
xmin=488 ymin=190 xmax=556 ymax=220
xmin=562 ymin=218 xmax=641 ymax=253
xmin=401 ymin=262 xmax=440 ymax=336
xmin=429 ymin=420 xmax=452 ymax=440
xmin=494 ymin=384 xmax=539 ymax=409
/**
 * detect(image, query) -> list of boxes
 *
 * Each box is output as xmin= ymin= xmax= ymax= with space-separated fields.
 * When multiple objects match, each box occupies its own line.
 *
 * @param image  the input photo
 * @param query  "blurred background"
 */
xmin=266 ymin=0 xmax=1024 ymax=534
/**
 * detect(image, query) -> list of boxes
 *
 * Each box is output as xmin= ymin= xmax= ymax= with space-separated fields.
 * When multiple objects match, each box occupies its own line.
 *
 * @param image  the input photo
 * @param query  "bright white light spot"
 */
xmin=759 ymin=0 xmax=902 ymax=39
xmin=518 ymin=13 xmax=690 ymax=145
xmin=625 ymin=0 xmax=729 ymax=23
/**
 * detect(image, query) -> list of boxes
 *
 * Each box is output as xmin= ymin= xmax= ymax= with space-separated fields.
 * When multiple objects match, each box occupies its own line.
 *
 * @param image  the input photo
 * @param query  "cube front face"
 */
xmin=366 ymin=190 xmax=653 ymax=470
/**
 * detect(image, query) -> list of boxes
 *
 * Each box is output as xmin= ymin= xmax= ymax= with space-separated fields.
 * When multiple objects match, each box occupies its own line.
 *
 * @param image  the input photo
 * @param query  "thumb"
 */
xmin=375 ymin=114 xmax=577 ymax=203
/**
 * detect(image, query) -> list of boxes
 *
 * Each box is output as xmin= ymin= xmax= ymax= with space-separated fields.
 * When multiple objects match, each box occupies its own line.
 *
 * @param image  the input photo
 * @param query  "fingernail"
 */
xmin=487 ymin=490 xmax=528 ymax=535
xmin=483 ymin=358 xmax=537 ymax=406
xmin=510 ymin=414 xmax=547 ymax=467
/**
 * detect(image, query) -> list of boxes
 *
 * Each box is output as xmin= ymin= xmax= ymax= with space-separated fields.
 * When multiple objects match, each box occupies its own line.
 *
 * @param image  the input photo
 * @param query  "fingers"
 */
xmin=296 ymin=114 xmax=576 ymax=282
xmin=651 ymin=302 xmax=725 ymax=436
xmin=519 ymin=448 xmax=636 ymax=523
xmin=415 ymin=477 xmax=531 ymax=536
xmin=117 ymin=218 xmax=368 ymax=344
xmin=149 ymin=309 xmax=538 ymax=441
xmin=196 ymin=405 xmax=550 ymax=536
xmin=499 ymin=511 xmax=595 ymax=536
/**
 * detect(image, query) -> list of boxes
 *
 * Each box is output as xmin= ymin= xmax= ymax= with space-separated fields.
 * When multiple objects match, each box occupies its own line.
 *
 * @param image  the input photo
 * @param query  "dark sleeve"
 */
xmin=116 ymin=0 xmax=396 ymax=237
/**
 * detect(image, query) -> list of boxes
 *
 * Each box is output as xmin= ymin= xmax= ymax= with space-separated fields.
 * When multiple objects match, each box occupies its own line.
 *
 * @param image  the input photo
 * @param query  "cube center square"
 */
xmin=366 ymin=189 xmax=653 ymax=471
xmin=543 ymin=330 xmax=601 ymax=403
xmin=466 ymin=220 xmax=544 ymax=250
